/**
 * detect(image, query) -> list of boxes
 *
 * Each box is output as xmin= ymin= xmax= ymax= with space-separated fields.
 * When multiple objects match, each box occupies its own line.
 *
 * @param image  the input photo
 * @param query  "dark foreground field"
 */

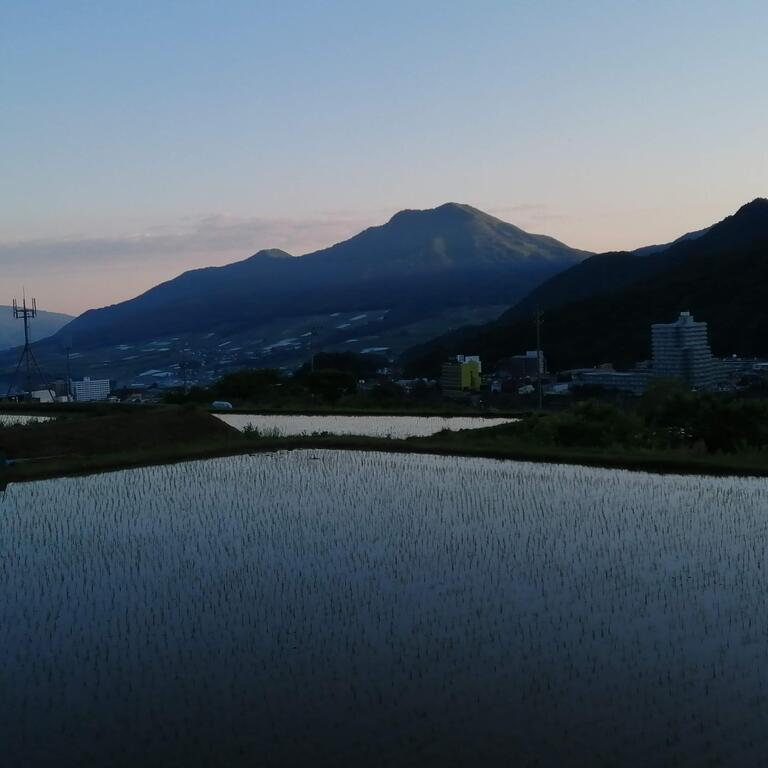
xmin=0 ymin=407 xmax=241 ymax=485
xmin=3 ymin=449 xmax=767 ymax=767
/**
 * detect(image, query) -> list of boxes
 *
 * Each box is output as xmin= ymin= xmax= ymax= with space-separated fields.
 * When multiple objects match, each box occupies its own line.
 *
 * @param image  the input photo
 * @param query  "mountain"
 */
xmin=15 ymin=203 xmax=590 ymax=383
xmin=404 ymin=199 xmax=768 ymax=374
xmin=501 ymin=226 xmax=711 ymax=323
xmin=0 ymin=306 xmax=72 ymax=351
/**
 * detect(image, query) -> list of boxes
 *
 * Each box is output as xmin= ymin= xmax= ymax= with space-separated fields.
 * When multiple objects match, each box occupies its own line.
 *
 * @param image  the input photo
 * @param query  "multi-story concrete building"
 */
xmin=440 ymin=355 xmax=481 ymax=397
xmin=496 ymin=350 xmax=546 ymax=380
xmin=651 ymin=311 xmax=718 ymax=389
xmin=72 ymin=377 xmax=111 ymax=402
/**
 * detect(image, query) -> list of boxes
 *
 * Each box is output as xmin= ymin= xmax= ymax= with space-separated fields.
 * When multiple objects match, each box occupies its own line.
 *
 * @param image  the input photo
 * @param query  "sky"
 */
xmin=2 ymin=0 xmax=767 ymax=315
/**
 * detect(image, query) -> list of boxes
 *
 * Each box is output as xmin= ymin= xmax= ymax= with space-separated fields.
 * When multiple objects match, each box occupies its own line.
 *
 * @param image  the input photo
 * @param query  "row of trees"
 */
xmin=166 ymin=352 xmax=414 ymax=407
xmin=168 ymin=368 xmax=362 ymax=405
xmin=516 ymin=380 xmax=768 ymax=454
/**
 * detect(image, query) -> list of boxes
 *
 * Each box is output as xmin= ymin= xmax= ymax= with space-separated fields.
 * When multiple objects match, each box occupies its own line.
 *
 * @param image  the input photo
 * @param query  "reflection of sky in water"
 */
xmin=217 ymin=413 xmax=516 ymax=438
xmin=2 ymin=450 xmax=767 ymax=765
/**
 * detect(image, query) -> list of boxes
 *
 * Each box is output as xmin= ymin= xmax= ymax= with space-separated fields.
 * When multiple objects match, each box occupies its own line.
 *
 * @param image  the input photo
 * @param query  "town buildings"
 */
xmin=569 ymin=312 xmax=723 ymax=395
xmin=439 ymin=312 xmax=768 ymax=402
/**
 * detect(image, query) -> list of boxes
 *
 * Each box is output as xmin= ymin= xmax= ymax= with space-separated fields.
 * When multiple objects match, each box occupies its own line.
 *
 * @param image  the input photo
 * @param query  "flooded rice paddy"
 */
xmin=216 ymin=413 xmax=515 ymax=437
xmin=0 ymin=413 xmax=53 ymax=426
xmin=2 ymin=450 xmax=768 ymax=766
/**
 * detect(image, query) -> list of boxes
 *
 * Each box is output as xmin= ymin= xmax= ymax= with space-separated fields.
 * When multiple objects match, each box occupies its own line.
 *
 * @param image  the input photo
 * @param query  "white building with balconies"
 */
xmin=651 ymin=311 xmax=719 ymax=389
xmin=72 ymin=377 xmax=111 ymax=402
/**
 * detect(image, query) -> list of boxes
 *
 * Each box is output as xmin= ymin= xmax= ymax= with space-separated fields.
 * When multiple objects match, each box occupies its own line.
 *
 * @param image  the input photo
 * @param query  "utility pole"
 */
xmin=180 ymin=344 xmax=192 ymax=393
xmin=535 ymin=307 xmax=543 ymax=410
xmin=308 ymin=327 xmax=318 ymax=373
xmin=64 ymin=335 xmax=73 ymax=402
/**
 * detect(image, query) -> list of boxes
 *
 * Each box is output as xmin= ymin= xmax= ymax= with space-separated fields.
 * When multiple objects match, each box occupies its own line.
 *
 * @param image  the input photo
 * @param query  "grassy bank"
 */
xmin=0 ymin=407 xmax=242 ymax=487
xmin=4 ymin=407 xmax=768 ymax=487
xmin=0 ymin=401 xmax=529 ymax=419
xmin=0 ymin=401 xmax=162 ymax=416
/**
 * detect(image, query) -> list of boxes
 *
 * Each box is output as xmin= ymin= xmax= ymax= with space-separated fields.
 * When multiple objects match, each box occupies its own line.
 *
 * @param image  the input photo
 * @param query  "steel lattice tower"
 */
xmin=7 ymin=296 xmax=49 ymax=401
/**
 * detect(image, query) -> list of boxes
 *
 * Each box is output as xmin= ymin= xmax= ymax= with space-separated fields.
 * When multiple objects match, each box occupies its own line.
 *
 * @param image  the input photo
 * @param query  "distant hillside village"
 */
xmin=4 ymin=309 xmax=768 ymax=407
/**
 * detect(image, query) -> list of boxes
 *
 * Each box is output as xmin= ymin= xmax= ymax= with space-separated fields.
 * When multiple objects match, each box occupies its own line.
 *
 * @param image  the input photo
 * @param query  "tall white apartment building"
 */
xmin=72 ymin=377 xmax=111 ymax=402
xmin=651 ymin=311 xmax=718 ymax=389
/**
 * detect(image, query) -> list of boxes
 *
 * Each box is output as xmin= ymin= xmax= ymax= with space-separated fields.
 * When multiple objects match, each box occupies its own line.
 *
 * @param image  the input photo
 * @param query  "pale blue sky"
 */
xmin=2 ymin=0 xmax=767 ymax=313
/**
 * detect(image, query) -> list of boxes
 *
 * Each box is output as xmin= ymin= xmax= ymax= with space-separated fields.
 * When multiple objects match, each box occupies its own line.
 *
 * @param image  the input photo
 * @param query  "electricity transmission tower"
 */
xmin=7 ymin=296 xmax=51 ymax=401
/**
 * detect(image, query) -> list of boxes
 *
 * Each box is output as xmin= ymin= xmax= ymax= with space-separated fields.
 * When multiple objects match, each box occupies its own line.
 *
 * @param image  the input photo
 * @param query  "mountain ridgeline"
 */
xmin=404 ymin=199 xmax=768 ymax=374
xmin=43 ymin=203 xmax=591 ymax=351
xmin=502 ymin=227 xmax=710 ymax=322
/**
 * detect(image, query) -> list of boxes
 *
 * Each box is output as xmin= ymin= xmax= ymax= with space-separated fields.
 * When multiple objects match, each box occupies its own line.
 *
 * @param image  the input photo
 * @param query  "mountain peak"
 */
xmin=731 ymin=197 xmax=768 ymax=219
xmin=248 ymin=248 xmax=293 ymax=260
xmin=699 ymin=197 xmax=768 ymax=247
xmin=739 ymin=196 xmax=768 ymax=208
xmin=435 ymin=201 xmax=483 ymax=215
xmin=387 ymin=202 xmax=486 ymax=226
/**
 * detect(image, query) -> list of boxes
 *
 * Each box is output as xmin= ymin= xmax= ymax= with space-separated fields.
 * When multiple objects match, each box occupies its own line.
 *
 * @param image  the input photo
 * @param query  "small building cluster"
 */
xmin=3 ymin=376 xmax=114 ymax=404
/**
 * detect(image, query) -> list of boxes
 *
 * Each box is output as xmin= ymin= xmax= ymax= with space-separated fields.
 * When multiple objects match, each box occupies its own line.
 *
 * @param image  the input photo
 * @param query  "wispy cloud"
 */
xmin=487 ymin=203 xmax=573 ymax=234
xmin=0 ymin=211 xmax=382 ymax=268
xmin=0 ymin=210 xmax=389 ymax=314
xmin=489 ymin=203 xmax=549 ymax=215
xmin=3 ymin=203 xmax=574 ymax=314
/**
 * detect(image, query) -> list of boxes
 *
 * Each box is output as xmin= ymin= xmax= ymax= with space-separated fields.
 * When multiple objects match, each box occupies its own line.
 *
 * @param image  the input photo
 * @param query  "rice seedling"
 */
xmin=1 ymin=451 xmax=765 ymax=765
xmin=0 ymin=414 xmax=53 ymax=427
